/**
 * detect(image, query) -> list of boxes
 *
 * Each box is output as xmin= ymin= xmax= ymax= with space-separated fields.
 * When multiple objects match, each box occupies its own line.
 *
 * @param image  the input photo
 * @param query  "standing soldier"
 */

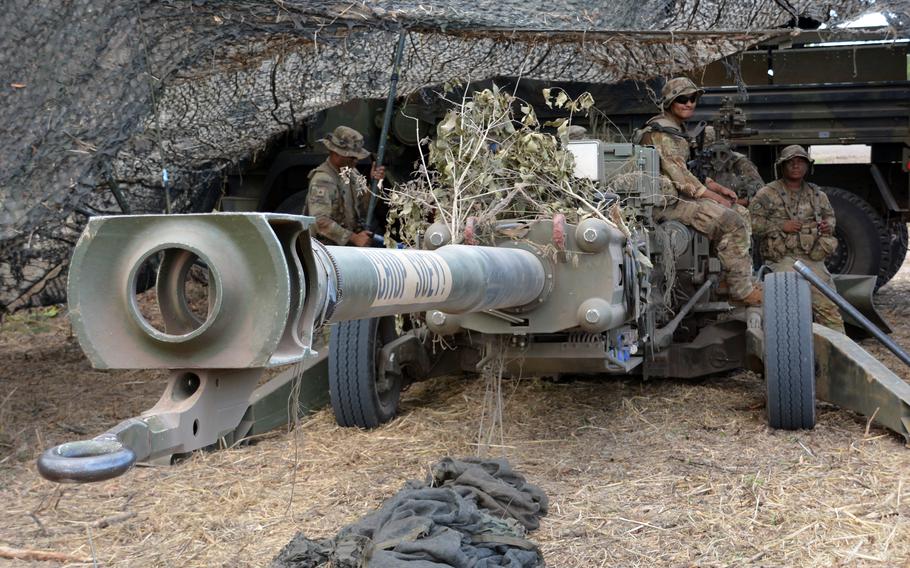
xmin=749 ymin=145 xmax=845 ymax=333
xmin=306 ymin=126 xmax=385 ymax=247
xmin=636 ymin=77 xmax=761 ymax=305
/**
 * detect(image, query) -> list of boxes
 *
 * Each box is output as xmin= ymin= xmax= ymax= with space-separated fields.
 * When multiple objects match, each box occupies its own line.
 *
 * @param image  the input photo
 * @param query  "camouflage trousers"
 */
xmin=656 ymin=197 xmax=755 ymax=299
xmin=770 ymin=256 xmax=845 ymax=334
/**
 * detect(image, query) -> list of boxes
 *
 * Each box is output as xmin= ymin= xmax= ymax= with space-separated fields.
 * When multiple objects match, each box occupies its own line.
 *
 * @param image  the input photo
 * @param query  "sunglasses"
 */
xmin=673 ymin=94 xmax=699 ymax=105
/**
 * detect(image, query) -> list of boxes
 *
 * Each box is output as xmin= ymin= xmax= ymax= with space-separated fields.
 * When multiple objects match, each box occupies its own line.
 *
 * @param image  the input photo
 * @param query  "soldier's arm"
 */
xmin=649 ymin=131 xmax=707 ymax=199
xmin=817 ymin=190 xmax=836 ymax=230
xmin=307 ymin=175 xmax=353 ymax=245
xmin=748 ymin=187 xmax=781 ymax=237
xmin=731 ymin=154 xmax=765 ymax=199
xmin=815 ymin=188 xmax=836 ymax=235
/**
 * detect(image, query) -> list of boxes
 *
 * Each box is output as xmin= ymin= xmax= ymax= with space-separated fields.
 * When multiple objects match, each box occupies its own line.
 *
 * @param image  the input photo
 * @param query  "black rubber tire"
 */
xmin=822 ymin=187 xmax=888 ymax=286
xmin=275 ymin=191 xmax=308 ymax=215
xmin=763 ymin=272 xmax=816 ymax=430
xmin=880 ymin=220 xmax=909 ymax=289
xmin=329 ymin=316 xmax=402 ymax=428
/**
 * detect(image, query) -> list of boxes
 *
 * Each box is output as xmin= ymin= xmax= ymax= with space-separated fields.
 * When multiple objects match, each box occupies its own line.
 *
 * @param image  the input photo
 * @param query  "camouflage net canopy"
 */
xmin=0 ymin=0 xmax=904 ymax=312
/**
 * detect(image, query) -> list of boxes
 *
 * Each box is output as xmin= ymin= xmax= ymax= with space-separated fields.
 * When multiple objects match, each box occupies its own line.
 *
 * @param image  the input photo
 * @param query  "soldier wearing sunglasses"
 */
xmin=635 ymin=77 xmax=761 ymax=306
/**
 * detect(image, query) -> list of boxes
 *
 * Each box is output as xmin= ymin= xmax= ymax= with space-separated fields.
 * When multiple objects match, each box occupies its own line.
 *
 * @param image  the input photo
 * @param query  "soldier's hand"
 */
xmin=350 ymin=230 xmax=374 ymax=247
xmin=371 ymin=164 xmax=386 ymax=182
xmin=706 ymin=178 xmax=737 ymax=201
xmin=736 ymin=197 xmax=750 ymax=207
xmin=782 ymin=220 xmax=803 ymax=233
xmin=818 ymin=220 xmax=832 ymax=235
xmin=705 ymin=190 xmax=733 ymax=208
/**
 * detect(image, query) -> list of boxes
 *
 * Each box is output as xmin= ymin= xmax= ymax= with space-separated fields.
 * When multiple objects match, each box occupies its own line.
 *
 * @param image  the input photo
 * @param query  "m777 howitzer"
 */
xmin=38 ymin=142 xmax=910 ymax=483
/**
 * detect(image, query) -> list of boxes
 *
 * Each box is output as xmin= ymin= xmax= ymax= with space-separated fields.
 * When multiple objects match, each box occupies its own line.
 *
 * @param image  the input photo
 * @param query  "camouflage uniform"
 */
xmin=305 ymin=126 xmax=372 ymax=245
xmin=639 ymin=110 xmax=756 ymax=300
xmin=701 ymin=148 xmax=763 ymax=242
xmin=750 ymin=150 xmax=845 ymax=333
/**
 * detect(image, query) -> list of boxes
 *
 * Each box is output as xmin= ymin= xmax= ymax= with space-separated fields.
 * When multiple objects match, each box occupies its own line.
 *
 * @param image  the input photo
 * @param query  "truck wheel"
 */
xmin=329 ymin=316 xmax=402 ymax=428
xmin=763 ymin=272 xmax=816 ymax=430
xmin=822 ymin=187 xmax=887 ymax=285
xmin=275 ymin=191 xmax=307 ymax=215
xmin=880 ymin=220 xmax=908 ymax=288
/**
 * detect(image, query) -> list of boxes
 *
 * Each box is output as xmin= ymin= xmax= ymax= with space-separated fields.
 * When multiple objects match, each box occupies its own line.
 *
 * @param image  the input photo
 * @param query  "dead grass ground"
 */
xmin=2 ymin=258 xmax=910 ymax=567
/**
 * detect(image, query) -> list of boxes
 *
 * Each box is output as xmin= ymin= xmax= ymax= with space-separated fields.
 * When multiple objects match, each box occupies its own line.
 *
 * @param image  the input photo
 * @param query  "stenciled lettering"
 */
xmin=365 ymin=251 xmax=453 ymax=307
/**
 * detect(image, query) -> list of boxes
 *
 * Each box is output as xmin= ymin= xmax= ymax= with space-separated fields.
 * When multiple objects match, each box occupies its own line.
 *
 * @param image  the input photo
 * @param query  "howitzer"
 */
xmin=38 ymin=142 xmax=910 ymax=483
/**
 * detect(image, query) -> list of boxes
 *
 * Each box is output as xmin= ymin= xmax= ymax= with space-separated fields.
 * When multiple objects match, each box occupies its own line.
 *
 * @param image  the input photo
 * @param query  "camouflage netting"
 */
xmin=1 ymin=0 xmax=905 ymax=312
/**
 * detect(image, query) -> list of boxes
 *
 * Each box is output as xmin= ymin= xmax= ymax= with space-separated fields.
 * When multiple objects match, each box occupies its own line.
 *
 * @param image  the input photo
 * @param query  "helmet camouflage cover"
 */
xmin=661 ymin=77 xmax=705 ymax=109
xmin=776 ymin=144 xmax=813 ymax=165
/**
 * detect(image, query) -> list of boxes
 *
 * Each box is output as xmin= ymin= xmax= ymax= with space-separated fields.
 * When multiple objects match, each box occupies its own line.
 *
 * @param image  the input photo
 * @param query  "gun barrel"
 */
xmin=66 ymin=213 xmax=551 ymax=370
xmin=325 ymin=245 xmax=546 ymax=322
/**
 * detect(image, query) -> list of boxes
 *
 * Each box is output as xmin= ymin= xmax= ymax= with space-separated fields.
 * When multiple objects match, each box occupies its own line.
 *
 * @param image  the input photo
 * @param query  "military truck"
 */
xmin=222 ymin=33 xmax=910 ymax=288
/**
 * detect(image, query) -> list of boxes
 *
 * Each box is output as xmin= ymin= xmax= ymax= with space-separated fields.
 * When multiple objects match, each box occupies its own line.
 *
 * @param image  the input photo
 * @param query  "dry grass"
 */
xmin=3 ymin=262 xmax=910 ymax=566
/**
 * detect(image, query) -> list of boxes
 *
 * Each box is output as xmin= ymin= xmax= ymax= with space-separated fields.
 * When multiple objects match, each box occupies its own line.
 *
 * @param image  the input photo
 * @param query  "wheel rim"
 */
xmin=825 ymin=226 xmax=851 ymax=274
xmin=374 ymin=317 xmax=400 ymax=407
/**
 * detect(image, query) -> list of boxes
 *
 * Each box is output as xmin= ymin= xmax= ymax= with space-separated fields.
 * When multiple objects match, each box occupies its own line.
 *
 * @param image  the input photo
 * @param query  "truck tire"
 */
xmin=329 ymin=316 xmax=402 ymax=428
xmin=880 ymin=220 xmax=909 ymax=288
xmin=822 ymin=187 xmax=887 ymax=285
xmin=275 ymin=191 xmax=307 ymax=215
xmin=763 ymin=272 xmax=816 ymax=430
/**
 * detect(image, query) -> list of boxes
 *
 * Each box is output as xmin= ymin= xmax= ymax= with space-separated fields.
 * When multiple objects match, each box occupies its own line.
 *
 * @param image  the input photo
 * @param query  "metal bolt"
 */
xmin=584 ymin=308 xmax=600 ymax=323
xmin=429 ymin=232 xmax=445 ymax=246
xmin=429 ymin=311 xmax=447 ymax=326
xmin=583 ymin=228 xmax=598 ymax=243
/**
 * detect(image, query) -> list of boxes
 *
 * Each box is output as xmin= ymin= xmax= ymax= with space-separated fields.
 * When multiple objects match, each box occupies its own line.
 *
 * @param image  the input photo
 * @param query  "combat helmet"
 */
xmin=319 ymin=126 xmax=371 ymax=159
xmin=775 ymin=144 xmax=813 ymax=166
xmin=661 ymin=77 xmax=705 ymax=109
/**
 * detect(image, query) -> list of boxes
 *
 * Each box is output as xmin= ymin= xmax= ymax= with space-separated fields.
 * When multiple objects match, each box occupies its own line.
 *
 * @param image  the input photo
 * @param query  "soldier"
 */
xmin=306 ymin=126 xmax=385 ymax=247
xmin=750 ymin=145 xmax=845 ymax=333
xmin=699 ymin=126 xmax=764 ymax=206
xmin=636 ymin=77 xmax=761 ymax=305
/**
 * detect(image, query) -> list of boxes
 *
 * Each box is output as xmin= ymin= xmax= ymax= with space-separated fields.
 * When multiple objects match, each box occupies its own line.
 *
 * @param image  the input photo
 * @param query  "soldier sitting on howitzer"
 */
xmin=699 ymin=126 xmax=764 ymax=204
xmin=750 ymin=145 xmax=846 ymax=333
xmin=695 ymin=125 xmax=766 ymax=242
xmin=306 ymin=126 xmax=385 ymax=247
xmin=635 ymin=77 xmax=762 ymax=306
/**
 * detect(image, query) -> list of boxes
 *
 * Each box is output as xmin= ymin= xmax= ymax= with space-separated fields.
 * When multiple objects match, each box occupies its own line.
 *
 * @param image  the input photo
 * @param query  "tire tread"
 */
xmin=763 ymin=272 xmax=816 ymax=430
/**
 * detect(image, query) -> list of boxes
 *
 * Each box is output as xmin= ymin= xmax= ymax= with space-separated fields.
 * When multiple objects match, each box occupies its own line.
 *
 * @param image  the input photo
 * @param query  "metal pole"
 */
xmin=365 ymin=30 xmax=407 ymax=230
xmin=793 ymin=260 xmax=910 ymax=368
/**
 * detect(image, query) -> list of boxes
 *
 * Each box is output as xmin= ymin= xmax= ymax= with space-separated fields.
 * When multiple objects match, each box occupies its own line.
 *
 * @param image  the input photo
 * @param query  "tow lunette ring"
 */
xmin=37 ymin=438 xmax=137 ymax=483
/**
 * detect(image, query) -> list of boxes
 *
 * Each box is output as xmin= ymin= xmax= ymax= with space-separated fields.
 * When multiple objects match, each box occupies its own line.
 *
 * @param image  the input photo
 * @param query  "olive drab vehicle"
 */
xmin=222 ymin=33 xmax=910 ymax=290
xmin=37 ymin=136 xmax=910 ymax=484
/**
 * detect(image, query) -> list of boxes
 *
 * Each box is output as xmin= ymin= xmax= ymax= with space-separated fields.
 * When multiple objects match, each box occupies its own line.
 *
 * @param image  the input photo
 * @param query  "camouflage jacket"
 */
xmin=637 ymin=113 xmax=706 ymax=199
xmin=305 ymin=159 xmax=370 ymax=245
xmin=750 ymin=179 xmax=837 ymax=262
xmin=703 ymin=145 xmax=764 ymax=200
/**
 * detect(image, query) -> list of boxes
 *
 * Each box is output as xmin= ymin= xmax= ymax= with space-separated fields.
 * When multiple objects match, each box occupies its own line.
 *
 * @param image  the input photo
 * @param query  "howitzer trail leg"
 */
xmin=814 ymin=325 xmax=910 ymax=442
xmin=38 ymin=368 xmax=262 ymax=482
xmin=747 ymin=312 xmax=910 ymax=440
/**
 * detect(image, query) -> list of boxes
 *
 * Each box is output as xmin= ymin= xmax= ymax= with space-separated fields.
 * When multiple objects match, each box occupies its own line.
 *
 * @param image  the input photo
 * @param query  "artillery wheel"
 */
xmin=329 ymin=316 xmax=401 ymax=429
xmin=763 ymin=272 xmax=816 ymax=430
xmin=822 ymin=187 xmax=887 ymax=287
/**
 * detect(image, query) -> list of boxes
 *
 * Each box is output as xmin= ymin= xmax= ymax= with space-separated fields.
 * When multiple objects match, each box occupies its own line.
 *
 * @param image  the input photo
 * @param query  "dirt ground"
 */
xmin=2 ymin=257 xmax=910 ymax=567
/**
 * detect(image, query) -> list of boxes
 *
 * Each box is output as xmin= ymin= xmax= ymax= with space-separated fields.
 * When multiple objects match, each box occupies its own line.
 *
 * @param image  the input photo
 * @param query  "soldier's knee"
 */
xmin=720 ymin=209 xmax=747 ymax=232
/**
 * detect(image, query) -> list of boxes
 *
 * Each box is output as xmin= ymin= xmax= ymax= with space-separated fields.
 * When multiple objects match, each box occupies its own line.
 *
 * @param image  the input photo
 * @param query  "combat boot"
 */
xmin=737 ymin=283 xmax=763 ymax=306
